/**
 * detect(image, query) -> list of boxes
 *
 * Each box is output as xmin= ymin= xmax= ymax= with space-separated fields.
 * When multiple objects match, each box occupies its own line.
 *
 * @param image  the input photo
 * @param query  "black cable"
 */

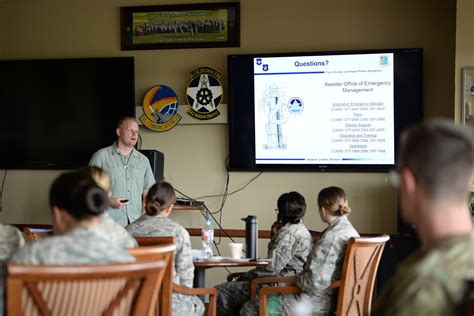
xmin=0 ymin=170 xmax=7 ymax=212
xmin=195 ymin=171 xmax=263 ymax=199
xmin=136 ymin=134 xmax=143 ymax=150
xmin=174 ymin=156 xmax=260 ymax=254
xmin=1 ymin=170 xmax=7 ymax=191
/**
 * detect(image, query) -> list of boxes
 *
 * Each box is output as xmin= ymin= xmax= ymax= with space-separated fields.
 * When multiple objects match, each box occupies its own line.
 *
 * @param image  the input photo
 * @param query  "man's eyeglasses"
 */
xmin=122 ymin=127 xmax=139 ymax=135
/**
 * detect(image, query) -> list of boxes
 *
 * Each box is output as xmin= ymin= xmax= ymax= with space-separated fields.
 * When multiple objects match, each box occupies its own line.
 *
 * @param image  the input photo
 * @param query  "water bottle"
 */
xmin=201 ymin=215 xmax=214 ymax=259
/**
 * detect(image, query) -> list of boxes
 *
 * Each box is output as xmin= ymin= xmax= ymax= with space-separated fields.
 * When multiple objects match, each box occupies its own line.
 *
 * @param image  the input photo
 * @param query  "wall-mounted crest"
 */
xmin=140 ymin=85 xmax=181 ymax=131
xmin=186 ymin=66 xmax=223 ymax=120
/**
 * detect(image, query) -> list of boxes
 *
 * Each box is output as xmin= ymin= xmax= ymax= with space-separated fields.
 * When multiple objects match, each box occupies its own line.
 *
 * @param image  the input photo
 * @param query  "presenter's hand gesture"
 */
xmin=110 ymin=197 xmax=129 ymax=208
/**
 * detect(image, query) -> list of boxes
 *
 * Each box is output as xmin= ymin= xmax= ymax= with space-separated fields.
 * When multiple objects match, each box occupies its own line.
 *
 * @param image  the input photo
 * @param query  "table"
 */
xmin=193 ymin=258 xmax=270 ymax=301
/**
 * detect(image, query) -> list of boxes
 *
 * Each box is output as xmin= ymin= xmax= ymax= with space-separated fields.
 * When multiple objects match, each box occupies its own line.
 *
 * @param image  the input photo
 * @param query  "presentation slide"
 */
xmin=253 ymin=53 xmax=395 ymax=165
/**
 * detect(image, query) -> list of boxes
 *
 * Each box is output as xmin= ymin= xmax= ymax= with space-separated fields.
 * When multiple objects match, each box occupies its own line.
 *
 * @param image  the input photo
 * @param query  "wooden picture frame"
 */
xmin=461 ymin=67 xmax=474 ymax=127
xmin=120 ymin=2 xmax=240 ymax=50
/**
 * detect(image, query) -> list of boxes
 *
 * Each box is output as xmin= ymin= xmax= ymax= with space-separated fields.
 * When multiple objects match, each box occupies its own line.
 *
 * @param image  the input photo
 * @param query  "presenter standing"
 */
xmin=89 ymin=117 xmax=155 ymax=227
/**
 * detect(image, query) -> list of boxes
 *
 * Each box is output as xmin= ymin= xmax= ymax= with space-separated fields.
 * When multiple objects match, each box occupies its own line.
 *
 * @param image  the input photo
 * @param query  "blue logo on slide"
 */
xmin=288 ymin=98 xmax=303 ymax=114
xmin=256 ymin=58 xmax=262 ymax=65
xmin=262 ymin=64 xmax=269 ymax=71
xmin=378 ymin=55 xmax=390 ymax=67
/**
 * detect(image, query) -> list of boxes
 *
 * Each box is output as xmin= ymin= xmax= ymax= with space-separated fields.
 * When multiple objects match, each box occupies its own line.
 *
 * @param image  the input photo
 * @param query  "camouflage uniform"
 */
xmin=0 ymin=224 xmax=25 ymax=316
xmin=216 ymin=221 xmax=312 ymax=316
xmin=10 ymin=225 xmax=134 ymax=264
xmin=126 ymin=214 xmax=204 ymax=316
xmin=97 ymin=212 xmax=138 ymax=249
xmin=241 ymin=215 xmax=359 ymax=316
xmin=373 ymin=233 xmax=474 ymax=316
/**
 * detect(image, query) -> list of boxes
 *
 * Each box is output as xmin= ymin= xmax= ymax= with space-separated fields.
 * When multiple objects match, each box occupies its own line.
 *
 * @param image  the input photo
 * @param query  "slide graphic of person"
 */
xmin=259 ymin=83 xmax=289 ymax=149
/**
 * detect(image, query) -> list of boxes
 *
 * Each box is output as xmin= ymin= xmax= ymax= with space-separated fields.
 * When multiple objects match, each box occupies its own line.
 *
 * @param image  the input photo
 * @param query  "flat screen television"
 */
xmin=227 ymin=48 xmax=423 ymax=172
xmin=0 ymin=57 xmax=135 ymax=169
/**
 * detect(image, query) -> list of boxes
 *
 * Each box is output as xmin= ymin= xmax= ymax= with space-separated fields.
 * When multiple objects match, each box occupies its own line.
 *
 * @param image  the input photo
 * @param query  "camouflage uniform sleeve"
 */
xmin=10 ymin=243 xmax=43 ymax=264
xmin=0 ymin=225 xmax=26 ymax=261
xmin=269 ymin=228 xmax=298 ymax=275
xmin=296 ymin=232 xmax=338 ymax=292
xmin=374 ymin=278 xmax=454 ymax=316
xmin=175 ymin=227 xmax=195 ymax=288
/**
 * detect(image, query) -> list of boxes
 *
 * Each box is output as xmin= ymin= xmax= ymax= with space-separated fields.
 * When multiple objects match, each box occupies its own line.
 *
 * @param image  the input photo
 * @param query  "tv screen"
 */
xmin=0 ymin=57 xmax=135 ymax=169
xmin=228 ymin=48 xmax=423 ymax=172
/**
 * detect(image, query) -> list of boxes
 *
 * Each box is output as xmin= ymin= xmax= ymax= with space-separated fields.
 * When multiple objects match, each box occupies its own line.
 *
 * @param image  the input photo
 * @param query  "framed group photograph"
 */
xmin=120 ymin=2 xmax=240 ymax=50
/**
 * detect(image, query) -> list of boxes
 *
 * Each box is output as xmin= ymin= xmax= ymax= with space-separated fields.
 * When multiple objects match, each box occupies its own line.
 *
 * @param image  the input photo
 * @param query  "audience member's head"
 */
xmin=50 ymin=171 xmax=108 ymax=234
xmin=277 ymin=191 xmax=306 ymax=225
xmin=144 ymin=181 xmax=176 ymax=216
xmin=396 ymin=118 xmax=473 ymax=229
xmin=397 ymin=118 xmax=473 ymax=202
xmin=317 ymin=186 xmax=351 ymax=223
xmin=78 ymin=166 xmax=111 ymax=192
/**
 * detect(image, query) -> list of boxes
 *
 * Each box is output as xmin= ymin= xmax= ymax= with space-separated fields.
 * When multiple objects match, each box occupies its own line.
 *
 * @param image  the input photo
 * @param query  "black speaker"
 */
xmin=376 ymin=234 xmax=420 ymax=294
xmin=139 ymin=149 xmax=164 ymax=182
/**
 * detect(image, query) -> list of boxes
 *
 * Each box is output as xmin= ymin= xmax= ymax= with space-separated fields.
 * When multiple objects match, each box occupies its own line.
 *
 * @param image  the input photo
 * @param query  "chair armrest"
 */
xmin=250 ymin=276 xmax=295 ymax=300
xmin=172 ymin=283 xmax=217 ymax=296
xmin=227 ymin=272 xmax=245 ymax=282
xmin=259 ymin=285 xmax=302 ymax=316
xmin=329 ymin=279 xmax=341 ymax=289
xmin=172 ymin=283 xmax=217 ymax=316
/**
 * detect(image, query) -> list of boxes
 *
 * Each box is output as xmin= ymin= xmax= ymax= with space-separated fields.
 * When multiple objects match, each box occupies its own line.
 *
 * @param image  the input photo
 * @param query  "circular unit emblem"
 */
xmin=140 ymin=85 xmax=181 ymax=132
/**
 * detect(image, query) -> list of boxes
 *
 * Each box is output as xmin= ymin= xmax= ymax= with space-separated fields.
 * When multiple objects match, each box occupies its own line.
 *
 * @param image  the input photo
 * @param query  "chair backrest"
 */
xmin=23 ymin=227 xmax=53 ymax=241
xmin=134 ymin=236 xmax=175 ymax=247
xmin=336 ymin=235 xmax=389 ymax=316
xmin=7 ymin=260 xmax=167 ymax=316
xmin=128 ymin=237 xmax=176 ymax=316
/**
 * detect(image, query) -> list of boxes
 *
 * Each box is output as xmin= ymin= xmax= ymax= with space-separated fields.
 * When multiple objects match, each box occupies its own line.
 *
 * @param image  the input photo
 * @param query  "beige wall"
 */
xmin=0 ymin=0 xmax=457 ymax=285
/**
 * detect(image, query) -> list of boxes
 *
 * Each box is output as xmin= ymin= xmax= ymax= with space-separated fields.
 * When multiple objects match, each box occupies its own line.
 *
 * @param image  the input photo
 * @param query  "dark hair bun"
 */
xmin=145 ymin=182 xmax=176 ymax=216
xmin=50 ymin=171 xmax=108 ymax=220
xmin=84 ymin=186 xmax=108 ymax=215
xmin=145 ymin=201 xmax=162 ymax=215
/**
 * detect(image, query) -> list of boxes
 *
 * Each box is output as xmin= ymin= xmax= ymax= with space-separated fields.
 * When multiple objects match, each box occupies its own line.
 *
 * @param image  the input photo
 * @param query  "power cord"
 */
xmin=0 ymin=170 xmax=7 ymax=212
xmin=174 ymin=156 xmax=263 ymax=258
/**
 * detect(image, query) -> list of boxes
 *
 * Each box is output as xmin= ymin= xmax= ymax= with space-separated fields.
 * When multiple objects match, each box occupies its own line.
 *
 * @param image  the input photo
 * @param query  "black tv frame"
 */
xmin=227 ymin=48 xmax=423 ymax=172
xmin=0 ymin=57 xmax=136 ymax=170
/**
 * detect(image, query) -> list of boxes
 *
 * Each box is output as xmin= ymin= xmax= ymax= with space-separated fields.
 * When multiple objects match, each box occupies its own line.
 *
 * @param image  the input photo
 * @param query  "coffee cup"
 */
xmin=228 ymin=242 xmax=243 ymax=259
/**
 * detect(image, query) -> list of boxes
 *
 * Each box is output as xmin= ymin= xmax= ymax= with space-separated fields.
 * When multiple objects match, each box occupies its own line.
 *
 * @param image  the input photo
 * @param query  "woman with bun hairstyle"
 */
xmin=241 ymin=186 xmax=359 ymax=315
xmin=126 ymin=181 xmax=204 ymax=316
xmin=217 ymin=191 xmax=313 ymax=316
xmin=79 ymin=166 xmax=138 ymax=249
xmin=10 ymin=171 xmax=134 ymax=264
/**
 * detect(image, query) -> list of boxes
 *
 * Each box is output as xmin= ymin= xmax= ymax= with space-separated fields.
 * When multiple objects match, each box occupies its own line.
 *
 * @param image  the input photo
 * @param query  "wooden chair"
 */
xmin=22 ymin=227 xmax=53 ymax=241
xmin=132 ymin=236 xmax=218 ymax=316
xmin=127 ymin=241 xmax=176 ymax=316
xmin=251 ymin=235 xmax=390 ymax=316
xmin=6 ymin=260 xmax=167 ymax=316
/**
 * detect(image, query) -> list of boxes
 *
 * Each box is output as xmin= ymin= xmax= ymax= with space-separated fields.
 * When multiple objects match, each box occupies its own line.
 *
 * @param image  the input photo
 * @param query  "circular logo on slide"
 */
xmin=140 ymin=85 xmax=182 ymax=132
xmin=288 ymin=97 xmax=304 ymax=114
